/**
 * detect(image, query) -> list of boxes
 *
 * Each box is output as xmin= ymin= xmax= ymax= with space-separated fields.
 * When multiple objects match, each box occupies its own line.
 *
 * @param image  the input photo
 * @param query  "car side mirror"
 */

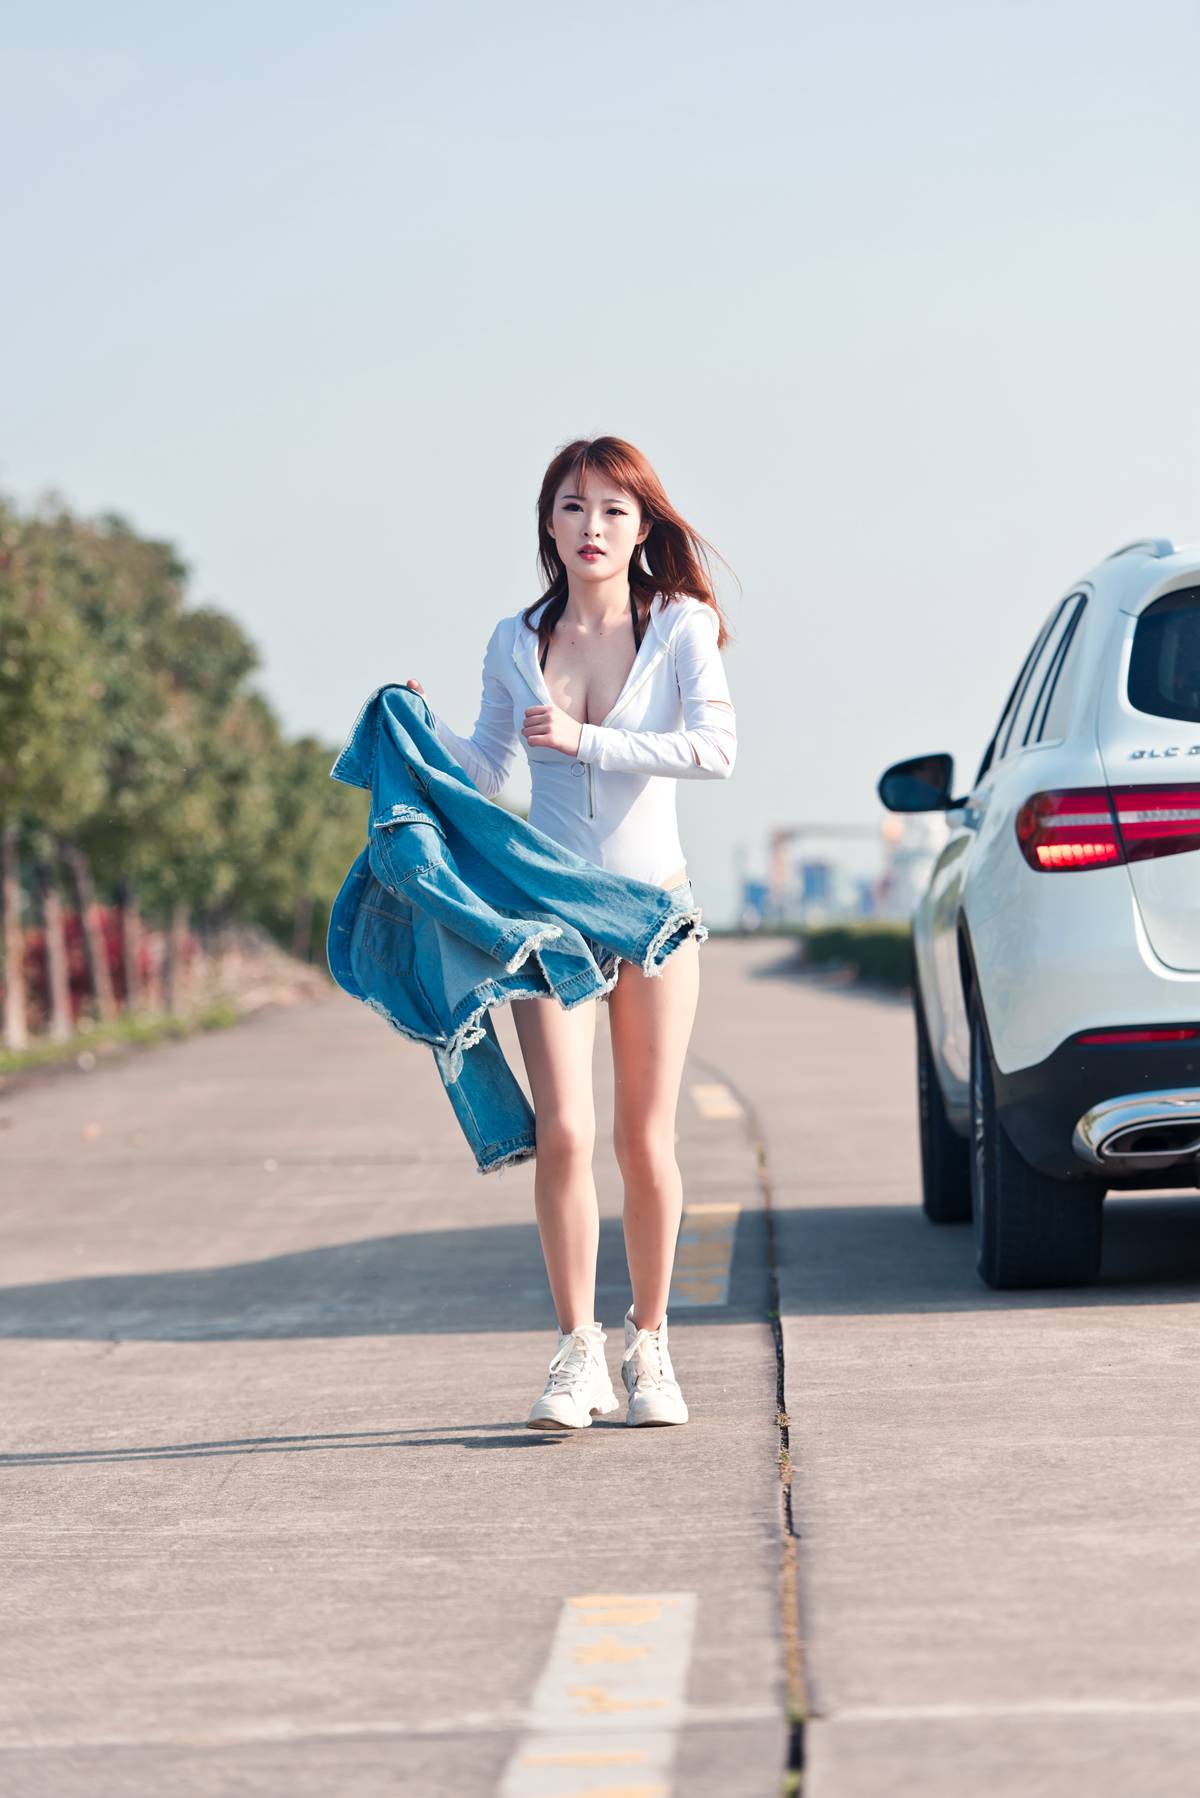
xmin=877 ymin=752 xmax=956 ymax=813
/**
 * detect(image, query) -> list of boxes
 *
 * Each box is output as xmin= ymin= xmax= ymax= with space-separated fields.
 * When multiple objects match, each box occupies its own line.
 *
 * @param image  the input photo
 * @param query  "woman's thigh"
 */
xmin=607 ymin=934 xmax=700 ymax=1146
xmin=511 ymin=992 xmax=599 ymax=1146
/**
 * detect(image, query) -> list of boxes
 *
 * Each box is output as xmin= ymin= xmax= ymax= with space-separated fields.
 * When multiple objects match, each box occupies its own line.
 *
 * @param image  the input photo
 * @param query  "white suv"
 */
xmin=879 ymin=538 xmax=1200 ymax=1289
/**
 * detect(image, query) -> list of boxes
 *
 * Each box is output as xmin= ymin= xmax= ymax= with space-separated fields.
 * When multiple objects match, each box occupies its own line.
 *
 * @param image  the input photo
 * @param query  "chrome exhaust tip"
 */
xmin=1074 ymin=1090 xmax=1200 ymax=1170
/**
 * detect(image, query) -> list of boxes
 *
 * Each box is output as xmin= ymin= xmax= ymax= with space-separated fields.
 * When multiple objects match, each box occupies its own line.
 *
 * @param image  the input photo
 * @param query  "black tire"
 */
xmin=969 ymin=1001 xmax=1104 ymax=1289
xmin=915 ymin=978 xmax=972 ymax=1222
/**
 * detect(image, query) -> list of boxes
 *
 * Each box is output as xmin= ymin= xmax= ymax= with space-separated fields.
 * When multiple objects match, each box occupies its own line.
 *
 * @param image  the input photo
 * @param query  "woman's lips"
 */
xmin=578 ymin=548 xmax=603 ymax=558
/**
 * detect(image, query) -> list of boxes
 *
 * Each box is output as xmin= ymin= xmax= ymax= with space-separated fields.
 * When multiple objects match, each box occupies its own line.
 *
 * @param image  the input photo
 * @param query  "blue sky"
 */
xmin=4 ymin=2 xmax=1199 ymax=922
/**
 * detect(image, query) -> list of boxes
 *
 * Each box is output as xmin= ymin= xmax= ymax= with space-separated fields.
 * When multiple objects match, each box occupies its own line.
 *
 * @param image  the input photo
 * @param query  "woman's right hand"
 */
xmin=403 ymin=678 xmax=426 ymax=696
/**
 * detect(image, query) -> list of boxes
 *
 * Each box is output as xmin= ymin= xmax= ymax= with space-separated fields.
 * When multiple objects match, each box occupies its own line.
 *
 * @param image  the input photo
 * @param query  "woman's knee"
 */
xmin=612 ymin=1121 xmax=676 ymax=1183
xmin=535 ymin=1110 xmax=596 ymax=1164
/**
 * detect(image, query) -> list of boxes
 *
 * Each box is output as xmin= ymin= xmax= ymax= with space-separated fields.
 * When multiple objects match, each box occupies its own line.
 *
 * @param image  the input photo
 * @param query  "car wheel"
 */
xmin=969 ymin=1000 xmax=1104 ymax=1289
xmin=915 ymin=978 xmax=971 ymax=1222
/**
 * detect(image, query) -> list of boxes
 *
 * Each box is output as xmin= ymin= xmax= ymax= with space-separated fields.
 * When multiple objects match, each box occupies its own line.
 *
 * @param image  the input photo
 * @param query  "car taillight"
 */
xmin=1017 ymin=784 xmax=1200 ymax=871
xmin=1015 ymin=789 xmax=1122 ymax=871
xmin=1110 ymin=785 xmax=1200 ymax=863
xmin=1077 ymin=1027 xmax=1199 ymax=1045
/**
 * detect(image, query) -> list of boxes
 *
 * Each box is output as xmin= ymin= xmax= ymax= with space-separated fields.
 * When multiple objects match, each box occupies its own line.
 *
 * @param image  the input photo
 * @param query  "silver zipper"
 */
xmin=578 ymin=641 xmax=668 ymax=818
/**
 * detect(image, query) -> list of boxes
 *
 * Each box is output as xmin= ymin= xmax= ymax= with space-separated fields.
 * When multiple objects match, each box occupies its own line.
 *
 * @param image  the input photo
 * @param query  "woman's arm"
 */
xmin=427 ymin=620 xmax=519 ymax=798
xmin=575 ymin=604 xmax=737 ymax=779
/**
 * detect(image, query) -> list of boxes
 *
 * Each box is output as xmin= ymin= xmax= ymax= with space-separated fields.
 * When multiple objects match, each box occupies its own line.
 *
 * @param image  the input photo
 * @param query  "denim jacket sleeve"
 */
xmin=574 ymin=602 xmax=737 ymax=779
xmin=428 ymin=619 xmax=519 ymax=798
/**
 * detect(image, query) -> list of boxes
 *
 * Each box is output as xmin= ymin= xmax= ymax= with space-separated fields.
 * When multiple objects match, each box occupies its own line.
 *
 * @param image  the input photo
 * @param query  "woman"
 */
xmin=406 ymin=436 xmax=737 ymax=1431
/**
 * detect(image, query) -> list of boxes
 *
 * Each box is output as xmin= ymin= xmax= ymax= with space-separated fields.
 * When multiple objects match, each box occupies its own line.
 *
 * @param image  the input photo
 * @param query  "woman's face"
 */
xmin=547 ymin=468 xmax=650 ymax=581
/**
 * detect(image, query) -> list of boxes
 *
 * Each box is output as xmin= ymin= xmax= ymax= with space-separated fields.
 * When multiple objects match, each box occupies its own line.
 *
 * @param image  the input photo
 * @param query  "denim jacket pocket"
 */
xmin=369 ymin=803 xmax=448 ymax=893
xmin=370 ymin=800 xmax=446 ymax=836
xmin=353 ymin=893 xmax=417 ymax=981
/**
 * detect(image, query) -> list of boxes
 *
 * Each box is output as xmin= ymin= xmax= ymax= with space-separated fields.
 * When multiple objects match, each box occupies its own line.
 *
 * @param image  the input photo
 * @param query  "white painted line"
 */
xmin=497 ymin=1592 xmax=697 ymax=1798
xmin=827 ymin=1698 xmax=1200 ymax=1722
xmin=670 ymin=1203 xmax=740 ymax=1308
xmin=0 ymin=1705 xmax=780 ymax=1753
xmin=689 ymin=1081 xmax=743 ymax=1121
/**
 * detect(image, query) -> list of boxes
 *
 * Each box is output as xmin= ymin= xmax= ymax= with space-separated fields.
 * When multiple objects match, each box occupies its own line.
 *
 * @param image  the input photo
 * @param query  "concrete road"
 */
xmin=0 ymin=950 xmax=787 ymax=1798
xmin=701 ymin=943 xmax=1200 ymax=1798
xmin=3 ymin=937 xmax=1198 ymax=1796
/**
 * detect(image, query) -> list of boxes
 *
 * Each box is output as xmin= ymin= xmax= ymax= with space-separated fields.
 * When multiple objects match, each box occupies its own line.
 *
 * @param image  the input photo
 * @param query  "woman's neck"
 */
xmin=560 ymin=573 xmax=634 ymax=631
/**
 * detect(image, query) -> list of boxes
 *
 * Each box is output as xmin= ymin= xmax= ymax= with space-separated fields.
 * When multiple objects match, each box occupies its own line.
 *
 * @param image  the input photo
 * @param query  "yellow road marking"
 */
xmin=570 ymin=1597 xmax=677 ymax=1626
xmin=498 ymin=1592 xmax=697 ymax=1797
xmin=540 ymin=1786 xmax=668 ymax=1798
xmin=689 ymin=1081 xmax=743 ymax=1120
xmin=573 ymin=1638 xmax=651 ymax=1665
xmin=539 ymin=1786 xmax=668 ymax=1798
xmin=669 ymin=1203 xmax=740 ymax=1308
xmin=671 ymin=1277 xmax=724 ymax=1304
xmin=569 ymin=1687 xmax=667 ymax=1716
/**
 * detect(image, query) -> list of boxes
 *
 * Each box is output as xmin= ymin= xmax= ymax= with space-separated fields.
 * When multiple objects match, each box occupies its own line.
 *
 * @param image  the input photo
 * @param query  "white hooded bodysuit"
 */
xmin=428 ymin=591 xmax=736 ymax=887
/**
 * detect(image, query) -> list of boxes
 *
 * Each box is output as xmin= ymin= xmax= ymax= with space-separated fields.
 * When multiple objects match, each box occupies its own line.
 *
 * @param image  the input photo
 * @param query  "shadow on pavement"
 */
xmin=0 ymin=1427 xmax=586 ymax=1469
xmin=0 ymin=1211 xmax=770 ymax=1341
xmin=2 ymin=1191 xmax=1197 ymax=1339
xmin=772 ymin=1192 xmax=1200 ymax=1312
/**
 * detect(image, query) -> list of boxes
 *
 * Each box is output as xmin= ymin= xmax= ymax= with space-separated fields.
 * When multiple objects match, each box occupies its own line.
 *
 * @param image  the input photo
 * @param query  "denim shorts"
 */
xmin=582 ymin=875 xmax=708 ymax=999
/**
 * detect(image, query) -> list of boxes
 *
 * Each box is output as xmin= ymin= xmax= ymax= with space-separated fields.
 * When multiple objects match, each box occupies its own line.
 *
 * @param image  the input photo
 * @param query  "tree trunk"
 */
xmin=292 ymin=892 xmax=315 ymax=961
xmin=144 ymin=916 xmax=165 ymax=1013
xmin=162 ymin=898 xmax=191 ymax=1016
xmin=33 ymin=852 xmax=73 ymax=1043
xmin=60 ymin=840 xmax=118 ymax=1024
xmin=115 ymin=878 xmax=146 ymax=1014
xmin=190 ymin=911 xmax=209 ymax=1003
xmin=1 ymin=821 xmax=29 ymax=1052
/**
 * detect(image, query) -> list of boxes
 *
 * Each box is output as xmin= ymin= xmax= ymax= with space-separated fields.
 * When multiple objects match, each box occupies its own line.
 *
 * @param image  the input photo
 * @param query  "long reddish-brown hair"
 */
xmin=521 ymin=436 xmax=735 ymax=657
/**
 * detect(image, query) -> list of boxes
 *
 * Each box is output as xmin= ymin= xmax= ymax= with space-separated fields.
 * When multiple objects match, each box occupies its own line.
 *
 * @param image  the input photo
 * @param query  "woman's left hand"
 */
xmin=522 ymin=702 xmax=583 ymax=756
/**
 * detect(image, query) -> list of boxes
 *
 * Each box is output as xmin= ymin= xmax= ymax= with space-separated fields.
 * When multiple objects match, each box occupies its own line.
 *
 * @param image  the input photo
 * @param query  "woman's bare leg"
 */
xmin=607 ymin=934 xmax=700 ymax=1329
xmin=511 ymin=993 xmax=600 ymax=1332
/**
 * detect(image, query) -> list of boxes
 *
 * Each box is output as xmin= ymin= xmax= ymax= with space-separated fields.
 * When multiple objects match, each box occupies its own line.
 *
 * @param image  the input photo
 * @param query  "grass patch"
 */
xmin=0 ymin=1000 xmax=243 ymax=1078
xmin=797 ymin=922 xmax=912 ymax=990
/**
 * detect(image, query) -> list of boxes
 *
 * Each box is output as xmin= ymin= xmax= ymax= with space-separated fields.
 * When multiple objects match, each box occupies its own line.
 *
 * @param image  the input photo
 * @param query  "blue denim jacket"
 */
xmin=325 ymin=684 xmax=707 ymax=1175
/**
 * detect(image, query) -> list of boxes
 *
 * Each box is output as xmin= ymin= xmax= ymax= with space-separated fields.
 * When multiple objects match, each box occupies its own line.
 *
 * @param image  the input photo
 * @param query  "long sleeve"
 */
xmin=575 ymin=603 xmax=737 ymax=779
xmin=428 ymin=620 xmax=519 ymax=798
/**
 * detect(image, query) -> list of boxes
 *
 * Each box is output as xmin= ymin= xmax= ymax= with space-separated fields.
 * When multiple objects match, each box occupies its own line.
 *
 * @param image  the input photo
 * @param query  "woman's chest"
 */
xmin=542 ymin=627 xmax=642 ymax=728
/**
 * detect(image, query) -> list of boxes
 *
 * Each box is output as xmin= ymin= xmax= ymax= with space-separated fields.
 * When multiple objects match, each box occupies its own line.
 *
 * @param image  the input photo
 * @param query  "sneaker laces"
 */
xmin=623 ymin=1325 xmax=669 ymax=1389
xmin=545 ymin=1330 xmax=601 ymax=1395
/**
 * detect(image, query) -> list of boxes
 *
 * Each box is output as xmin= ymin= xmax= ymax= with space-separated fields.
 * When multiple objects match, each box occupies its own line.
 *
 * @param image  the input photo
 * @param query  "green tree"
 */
xmin=0 ymin=501 xmax=109 ymax=1046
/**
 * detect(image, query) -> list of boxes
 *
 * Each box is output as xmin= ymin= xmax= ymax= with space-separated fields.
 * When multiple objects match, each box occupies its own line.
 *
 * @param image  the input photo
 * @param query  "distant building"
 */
xmin=738 ymin=813 xmax=948 ymax=930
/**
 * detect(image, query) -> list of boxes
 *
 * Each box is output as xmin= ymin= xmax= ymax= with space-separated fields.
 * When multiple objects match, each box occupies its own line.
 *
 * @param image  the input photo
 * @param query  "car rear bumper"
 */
xmin=1073 ymin=1090 xmax=1200 ymax=1171
xmin=993 ymin=1029 xmax=1200 ymax=1183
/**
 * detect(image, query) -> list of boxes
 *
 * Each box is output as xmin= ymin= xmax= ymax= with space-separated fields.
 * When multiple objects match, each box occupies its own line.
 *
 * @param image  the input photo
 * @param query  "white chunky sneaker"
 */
xmin=526 ymin=1321 xmax=621 ymax=1431
xmin=621 ymin=1304 xmax=689 ymax=1426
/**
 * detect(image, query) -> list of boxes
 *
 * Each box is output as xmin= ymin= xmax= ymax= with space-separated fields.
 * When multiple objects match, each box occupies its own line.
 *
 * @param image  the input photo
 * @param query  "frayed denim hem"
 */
xmin=476 ymin=1138 xmax=536 ymax=1176
xmin=582 ymin=880 xmax=707 ymax=1001
xmin=638 ymin=902 xmax=707 ymax=978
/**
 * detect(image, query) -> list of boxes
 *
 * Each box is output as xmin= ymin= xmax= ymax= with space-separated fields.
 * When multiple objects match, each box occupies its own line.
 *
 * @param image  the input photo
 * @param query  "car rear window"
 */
xmin=1128 ymin=587 xmax=1200 ymax=725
